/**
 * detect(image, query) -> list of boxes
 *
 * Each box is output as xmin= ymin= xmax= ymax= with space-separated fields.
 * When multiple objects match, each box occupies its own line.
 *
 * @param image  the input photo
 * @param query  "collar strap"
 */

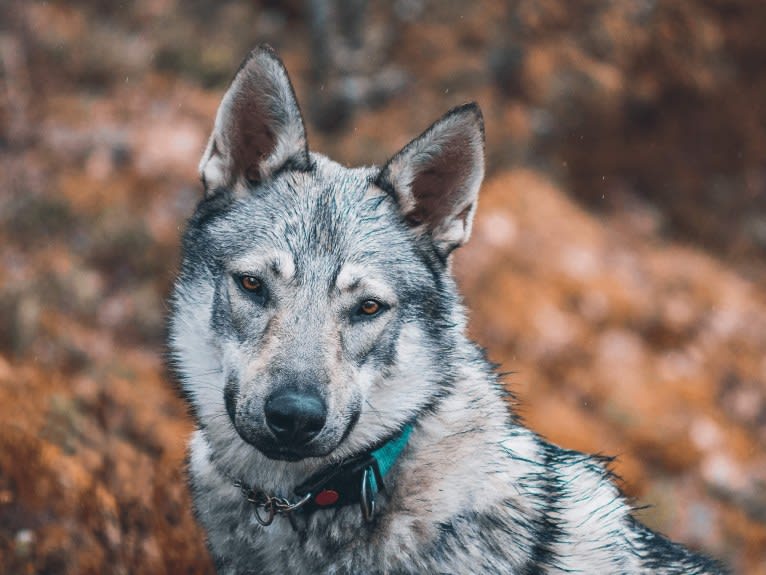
xmin=237 ymin=425 xmax=413 ymax=525
xmin=295 ymin=424 xmax=413 ymax=517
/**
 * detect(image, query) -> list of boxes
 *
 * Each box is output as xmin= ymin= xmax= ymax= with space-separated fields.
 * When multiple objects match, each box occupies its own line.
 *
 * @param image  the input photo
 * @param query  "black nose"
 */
xmin=264 ymin=390 xmax=327 ymax=446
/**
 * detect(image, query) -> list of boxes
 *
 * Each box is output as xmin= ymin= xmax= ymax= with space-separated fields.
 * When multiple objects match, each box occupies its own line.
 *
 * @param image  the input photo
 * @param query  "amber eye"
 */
xmin=359 ymin=299 xmax=381 ymax=316
xmin=240 ymin=275 xmax=262 ymax=292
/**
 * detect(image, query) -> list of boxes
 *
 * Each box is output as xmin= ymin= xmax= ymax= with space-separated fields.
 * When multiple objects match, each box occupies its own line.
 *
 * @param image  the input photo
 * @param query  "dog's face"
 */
xmin=170 ymin=46 xmax=484 ymax=464
xmin=197 ymin=166 xmax=448 ymax=462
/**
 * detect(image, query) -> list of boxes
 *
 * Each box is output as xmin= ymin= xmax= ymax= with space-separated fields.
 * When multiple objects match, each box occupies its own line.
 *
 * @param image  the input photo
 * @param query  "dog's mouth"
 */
xmin=235 ymin=432 xmax=342 ymax=463
xmin=256 ymin=444 xmax=334 ymax=462
xmin=230 ymin=406 xmax=361 ymax=463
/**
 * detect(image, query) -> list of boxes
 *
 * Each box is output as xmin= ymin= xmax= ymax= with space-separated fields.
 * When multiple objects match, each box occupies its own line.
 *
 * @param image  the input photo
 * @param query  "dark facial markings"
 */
xmin=223 ymin=374 xmax=239 ymax=424
xmin=221 ymin=270 xmax=275 ymax=345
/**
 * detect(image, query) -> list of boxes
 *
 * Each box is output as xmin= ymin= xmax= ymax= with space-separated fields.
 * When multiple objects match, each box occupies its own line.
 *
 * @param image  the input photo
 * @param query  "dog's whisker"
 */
xmin=193 ymin=383 xmax=225 ymax=393
xmin=364 ymin=399 xmax=384 ymax=422
xmin=185 ymin=368 xmax=224 ymax=378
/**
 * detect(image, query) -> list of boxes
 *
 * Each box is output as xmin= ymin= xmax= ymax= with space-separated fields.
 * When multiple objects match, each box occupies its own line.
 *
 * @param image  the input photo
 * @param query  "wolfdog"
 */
xmin=168 ymin=45 xmax=725 ymax=574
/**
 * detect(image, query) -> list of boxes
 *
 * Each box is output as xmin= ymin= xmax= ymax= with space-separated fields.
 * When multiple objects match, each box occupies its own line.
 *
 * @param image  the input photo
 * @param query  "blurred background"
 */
xmin=1 ymin=1 xmax=765 ymax=573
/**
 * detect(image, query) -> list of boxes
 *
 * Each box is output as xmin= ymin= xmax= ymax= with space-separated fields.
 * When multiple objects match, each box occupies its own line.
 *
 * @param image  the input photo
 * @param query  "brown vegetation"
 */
xmin=1 ymin=1 xmax=765 ymax=573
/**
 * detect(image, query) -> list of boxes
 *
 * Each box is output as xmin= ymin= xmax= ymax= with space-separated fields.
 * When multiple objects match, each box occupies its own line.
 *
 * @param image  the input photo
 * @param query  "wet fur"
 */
xmin=168 ymin=46 xmax=725 ymax=574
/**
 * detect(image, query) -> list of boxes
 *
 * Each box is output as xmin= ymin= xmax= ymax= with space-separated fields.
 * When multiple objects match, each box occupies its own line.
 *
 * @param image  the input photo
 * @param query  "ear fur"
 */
xmin=376 ymin=103 xmax=485 ymax=257
xmin=199 ymin=45 xmax=310 ymax=195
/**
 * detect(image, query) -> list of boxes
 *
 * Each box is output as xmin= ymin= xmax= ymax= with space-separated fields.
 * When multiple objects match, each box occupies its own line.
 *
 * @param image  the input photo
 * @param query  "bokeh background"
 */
xmin=2 ymin=1 xmax=766 ymax=573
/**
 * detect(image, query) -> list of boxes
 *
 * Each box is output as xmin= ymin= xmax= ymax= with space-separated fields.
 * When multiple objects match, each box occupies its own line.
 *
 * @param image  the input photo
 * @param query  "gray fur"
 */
xmin=168 ymin=45 xmax=725 ymax=574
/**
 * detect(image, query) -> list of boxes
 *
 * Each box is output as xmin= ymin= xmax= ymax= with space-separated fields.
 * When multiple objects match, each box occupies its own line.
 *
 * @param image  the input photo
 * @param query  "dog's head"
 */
xmin=170 ymin=46 xmax=484 ymax=464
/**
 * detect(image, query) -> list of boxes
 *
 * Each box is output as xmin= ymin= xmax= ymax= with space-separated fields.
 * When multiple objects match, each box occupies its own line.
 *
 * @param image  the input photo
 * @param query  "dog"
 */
xmin=168 ymin=45 xmax=726 ymax=574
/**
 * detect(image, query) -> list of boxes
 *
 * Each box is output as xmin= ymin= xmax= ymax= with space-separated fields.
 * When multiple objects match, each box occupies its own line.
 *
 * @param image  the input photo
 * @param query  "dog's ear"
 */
xmin=376 ymin=103 xmax=485 ymax=257
xmin=199 ymin=45 xmax=310 ymax=196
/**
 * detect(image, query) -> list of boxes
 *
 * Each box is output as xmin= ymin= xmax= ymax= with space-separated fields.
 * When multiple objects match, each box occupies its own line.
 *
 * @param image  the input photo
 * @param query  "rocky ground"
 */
xmin=1 ymin=1 xmax=765 ymax=573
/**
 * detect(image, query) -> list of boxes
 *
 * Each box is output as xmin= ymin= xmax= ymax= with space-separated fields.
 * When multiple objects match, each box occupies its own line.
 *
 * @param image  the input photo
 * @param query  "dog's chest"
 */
xmin=218 ymin=503 xmax=408 ymax=574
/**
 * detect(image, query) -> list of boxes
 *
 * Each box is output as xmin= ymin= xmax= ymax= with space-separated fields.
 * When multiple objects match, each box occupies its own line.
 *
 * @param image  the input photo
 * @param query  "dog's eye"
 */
xmin=235 ymin=274 xmax=269 ymax=305
xmin=357 ymin=299 xmax=383 ymax=317
xmin=239 ymin=275 xmax=263 ymax=293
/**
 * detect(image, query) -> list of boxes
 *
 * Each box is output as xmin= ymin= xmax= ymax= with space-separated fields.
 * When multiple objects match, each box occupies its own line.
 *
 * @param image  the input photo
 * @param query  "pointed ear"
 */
xmin=199 ymin=45 xmax=310 ymax=196
xmin=375 ymin=103 xmax=485 ymax=257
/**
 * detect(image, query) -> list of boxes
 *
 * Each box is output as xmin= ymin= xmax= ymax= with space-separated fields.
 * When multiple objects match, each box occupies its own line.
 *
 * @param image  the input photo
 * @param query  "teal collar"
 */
xmin=371 ymin=424 xmax=413 ymax=477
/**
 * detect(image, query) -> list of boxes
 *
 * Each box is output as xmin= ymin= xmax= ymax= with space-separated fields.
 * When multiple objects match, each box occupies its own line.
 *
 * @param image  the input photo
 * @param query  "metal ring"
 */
xmin=360 ymin=467 xmax=376 ymax=522
xmin=236 ymin=482 xmax=313 ymax=527
xmin=253 ymin=500 xmax=276 ymax=526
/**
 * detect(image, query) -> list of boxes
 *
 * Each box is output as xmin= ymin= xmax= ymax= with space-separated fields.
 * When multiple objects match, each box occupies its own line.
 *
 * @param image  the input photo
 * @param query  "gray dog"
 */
xmin=168 ymin=45 xmax=725 ymax=574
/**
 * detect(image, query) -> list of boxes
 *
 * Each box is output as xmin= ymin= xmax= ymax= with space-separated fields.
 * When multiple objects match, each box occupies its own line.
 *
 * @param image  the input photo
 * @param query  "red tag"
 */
xmin=314 ymin=489 xmax=340 ymax=506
